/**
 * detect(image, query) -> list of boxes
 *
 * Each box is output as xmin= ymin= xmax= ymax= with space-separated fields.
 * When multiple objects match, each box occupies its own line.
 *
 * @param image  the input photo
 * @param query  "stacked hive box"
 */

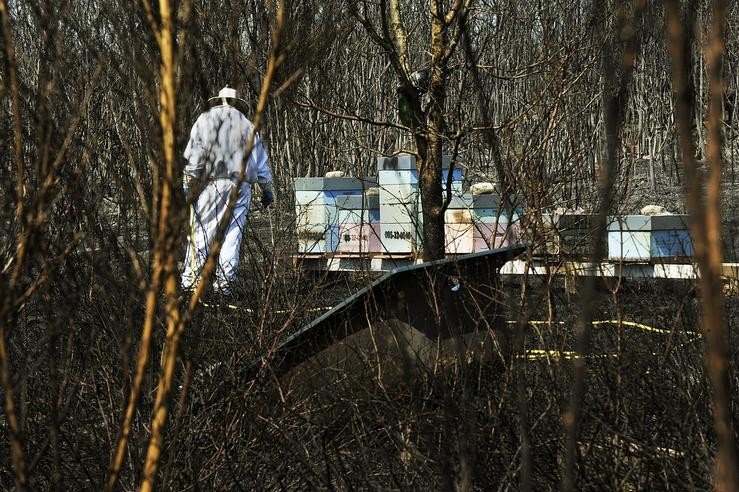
xmin=444 ymin=194 xmax=474 ymax=254
xmin=535 ymin=213 xmax=562 ymax=257
xmin=533 ymin=213 xmax=602 ymax=259
xmin=378 ymin=155 xmax=420 ymax=253
xmin=442 ymin=155 xmax=465 ymax=194
xmin=558 ymin=214 xmax=600 ymax=257
xmin=471 ymin=194 xmax=515 ymax=251
xmin=295 ymin=177 xmax=376 ymax=253
xmin=377 ymin=154 xmax=464 ymax=254
xmin=294 ymin=154 xmax=469 ymax=256
xmin=336 ymin=194 xmax=381 ymax=254
xmin=608 ymin=214 xmax=692 ymax=262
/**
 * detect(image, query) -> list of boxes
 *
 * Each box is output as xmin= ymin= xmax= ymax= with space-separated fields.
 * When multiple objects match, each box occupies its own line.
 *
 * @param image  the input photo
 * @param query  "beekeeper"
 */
xmin=181 ymin=86 xmax=274 ymax=296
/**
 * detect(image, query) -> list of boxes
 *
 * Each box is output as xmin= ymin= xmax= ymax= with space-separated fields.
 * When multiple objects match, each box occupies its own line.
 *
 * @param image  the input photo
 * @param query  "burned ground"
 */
xmin=3 ymin=212 xmax=734 ymax=490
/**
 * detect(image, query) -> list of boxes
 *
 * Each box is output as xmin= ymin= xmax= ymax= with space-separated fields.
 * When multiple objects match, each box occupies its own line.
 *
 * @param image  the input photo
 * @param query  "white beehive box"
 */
xmin=445 ymin=223 xmax=474 ymax=254
xmin=377 ymin=153 xmax=417 ymax=171
xmin=379 ymin=182 xmax=418 ymax=202
xmin=296 ymin=225 xmax=339 ymax=254
xmin=608 ymin=216 xmax=651 ymax=261
xmin=338 ymin=224 xmax=381 ymax=253
xmin=378 ymin=153 xmax=463 ymax=178
xmin=379 ymin=184 xmax=419 ymax=224
xmin=443 ymin=194 xmax=473 ymax=223
xmin=379 ymin=168 xmax=463 ymax=184
xmin=294 ymin=190 xmax=325 ymax=206
xmin=377 ymin=154 xmax=464 ymax=227
xmin=336 ymin=195 xmax=381 ymax=225
xmin=379 ymin=222 xmax=419 ymax=253
xmin=337 ymin=208 xmax=376 ymax=225
xmin=379 ymin=169 xmax=418 ymax=185
xmin=296 ymin=204 xmax=329 ymax=228
xmin=443 ymin=194 xmax=473 ymax=254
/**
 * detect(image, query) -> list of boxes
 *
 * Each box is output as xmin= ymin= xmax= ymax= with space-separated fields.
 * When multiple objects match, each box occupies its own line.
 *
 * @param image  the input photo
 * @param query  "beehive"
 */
xmin=295 ymin=177 xmax=376 ymax=253
xmin=469 ymin=194 xmax=523 ymax=252
xmin=649 ymin=215 xmax=693 ymax=261
xmin=607 ymin=215 xmax=651 ymax=262
xmin=529 ymin=213 xmax=558 ymax=257
xmin=377 ymin=153 xmax=464 ymax=195
xmin=558 ymin=214 xmax=600 ymax=258
xmin=473 ymin=220 xmax=522 ymax=251
xmin=444 ymin=194 xmax=474 ymax=254
xmin=531 ymin=213 xmax=600 ymax=259
xmin=296 ymin=225 xmax=331 ymax=254
xmin=336 ymin=194 xmax=381 ymax=254
xmin=607 ymin=214 xmax=693 ymax=262
xmin=379 ymin=222 xmax=420 ymax=253
xmin=471 ymin=194 xmax=501 ymax=224
xmin=377 ymin=156 xmax=418 ymax=253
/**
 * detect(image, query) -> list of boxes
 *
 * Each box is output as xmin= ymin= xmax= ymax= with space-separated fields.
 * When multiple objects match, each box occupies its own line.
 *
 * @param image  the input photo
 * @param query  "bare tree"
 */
xmin=665 ymin=0 xmax=739 ymax=489
xmin=352 ymin=0 xmax=473 ymax=259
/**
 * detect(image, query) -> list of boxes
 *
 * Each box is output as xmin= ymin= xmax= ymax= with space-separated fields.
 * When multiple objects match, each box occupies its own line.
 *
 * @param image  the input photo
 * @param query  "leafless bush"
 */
xmin=1 ymin=0 xmax=737 ymax=489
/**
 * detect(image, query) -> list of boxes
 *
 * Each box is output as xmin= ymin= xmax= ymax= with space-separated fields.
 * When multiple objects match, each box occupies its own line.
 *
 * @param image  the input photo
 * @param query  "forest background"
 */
xmin=1 ymin=0 xmax=738 ymax=490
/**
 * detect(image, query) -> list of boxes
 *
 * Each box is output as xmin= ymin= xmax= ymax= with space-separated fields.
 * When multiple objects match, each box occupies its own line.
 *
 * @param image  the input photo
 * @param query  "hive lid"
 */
xmin=377 ymin=153 xmax=459 ymax=172
xmin=607 ymin=215 xmax=651 ymax=231
xmin=294 ymin=176 xmax=377 ymax=191
xmin=650 ymin=214 xmax=690 ymax=230
xmin=335 ymin=194 xmax=380 ymax=210
xmin=446 ymin=193 xmax=473 ymax=209
xmin=472 ymin=194 xmax=500 ymax=209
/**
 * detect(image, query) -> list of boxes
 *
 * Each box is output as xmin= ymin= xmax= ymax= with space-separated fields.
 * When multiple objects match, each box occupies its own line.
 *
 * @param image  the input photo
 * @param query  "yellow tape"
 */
xmin=511 ymin=320 xmax=702 ymax=361
xmin=518 ymin=350 xmax=617 ymax=361
xmin=199 ymin=302 xmax=333 ymax=315
xmin=591 ymin=320 xmax=672 ymax=334
xmin=506 ymin=319 xmax=677 ymax=335
xmin=520 ymin=343 xmax=702 ymax=361
xmin=519 ymin=336 xmax=703 ymax=362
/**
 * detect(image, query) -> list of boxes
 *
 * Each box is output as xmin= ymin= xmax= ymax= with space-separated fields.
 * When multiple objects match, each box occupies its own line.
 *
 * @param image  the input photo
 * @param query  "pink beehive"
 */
xmin=473 ymin=222 xmax=521 ymax=251
xmin=338 ymin=223 xmax=381 ymax=253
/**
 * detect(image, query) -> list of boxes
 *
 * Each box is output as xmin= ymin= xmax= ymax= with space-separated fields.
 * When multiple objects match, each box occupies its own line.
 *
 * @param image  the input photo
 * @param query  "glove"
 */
xmin=261 ymin=189 xmax=274 ymax=209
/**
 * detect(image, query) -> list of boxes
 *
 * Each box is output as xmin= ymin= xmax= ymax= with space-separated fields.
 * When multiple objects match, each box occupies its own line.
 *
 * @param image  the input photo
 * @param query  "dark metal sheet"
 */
xmin=251 ymin=245 xmax=525 ymax=378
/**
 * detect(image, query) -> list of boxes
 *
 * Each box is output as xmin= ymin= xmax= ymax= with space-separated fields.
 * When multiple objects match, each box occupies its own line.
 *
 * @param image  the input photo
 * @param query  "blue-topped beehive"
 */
xmin=607 ymin=214 xmax=693 ymax=262
xmin=295 ymin=176 xmax=376 ymax=253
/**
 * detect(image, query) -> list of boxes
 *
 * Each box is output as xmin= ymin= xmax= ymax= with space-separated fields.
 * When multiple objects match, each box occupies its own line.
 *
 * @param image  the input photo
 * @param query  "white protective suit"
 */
xmin=181 ymin=104 xmax=272 ymax=294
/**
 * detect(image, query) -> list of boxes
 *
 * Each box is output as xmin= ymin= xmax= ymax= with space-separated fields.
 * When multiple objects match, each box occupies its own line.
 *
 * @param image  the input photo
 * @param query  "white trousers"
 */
xmin=181 ymin=180 xmax=251 ymax=294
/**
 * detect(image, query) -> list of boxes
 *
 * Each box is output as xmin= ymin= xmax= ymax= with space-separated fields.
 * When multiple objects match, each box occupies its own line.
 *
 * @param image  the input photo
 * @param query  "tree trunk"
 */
xmin=420 ymin=3 xmax=448 ymax=261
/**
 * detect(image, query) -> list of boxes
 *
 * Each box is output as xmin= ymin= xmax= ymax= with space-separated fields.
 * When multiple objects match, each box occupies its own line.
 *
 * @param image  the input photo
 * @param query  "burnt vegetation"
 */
xmin=1 ymin=0 xmax=738 ymax=490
